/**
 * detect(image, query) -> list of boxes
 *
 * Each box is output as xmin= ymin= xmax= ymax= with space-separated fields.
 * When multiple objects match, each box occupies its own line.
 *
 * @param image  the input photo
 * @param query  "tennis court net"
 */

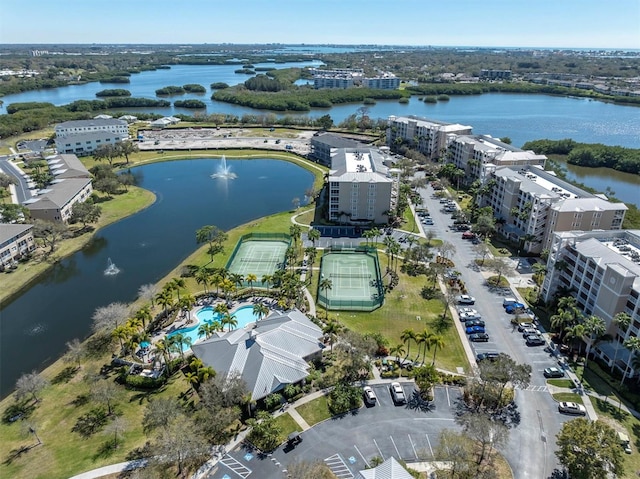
xmin=328 ymin=273 xmax=373 ymax=279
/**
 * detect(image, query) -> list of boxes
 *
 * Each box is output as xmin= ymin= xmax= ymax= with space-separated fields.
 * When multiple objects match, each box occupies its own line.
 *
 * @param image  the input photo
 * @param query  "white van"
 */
xmin=503 ymin=297 xmax=518 ymax=307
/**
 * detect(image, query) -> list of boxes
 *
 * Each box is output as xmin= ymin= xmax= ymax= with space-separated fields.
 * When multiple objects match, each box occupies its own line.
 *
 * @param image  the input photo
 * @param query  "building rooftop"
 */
xmin=55 ymin=118 xmax=127 ymax=129
xmin=389 ymin=115 xmax=472 ymax=132
xmin=55 ymin=130 xmax=126 ymax=145
xmin=312 ymin=132 xmax=362 ymax=149
xmin=330 ymin=148 xmax=393 ymax=183
xmin=494 ymin=166 xmax=596 ymax=201
xmin=46 ymin=154 xmax=90 ymax=179
xmin=0 ymin=224 xmax=33 ymax=245
xmin=23 ymin=178 xmax=92 ymax=210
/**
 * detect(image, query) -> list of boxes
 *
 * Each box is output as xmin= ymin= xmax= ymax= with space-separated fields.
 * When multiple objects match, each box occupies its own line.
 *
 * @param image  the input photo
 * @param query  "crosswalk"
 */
xmin=515 ymin=384 xmax=548 ymax=392
xmin=324 ymin=453 xmax=354 ymax=478
xmin=219 ymin=454 xmax=252 ymax=478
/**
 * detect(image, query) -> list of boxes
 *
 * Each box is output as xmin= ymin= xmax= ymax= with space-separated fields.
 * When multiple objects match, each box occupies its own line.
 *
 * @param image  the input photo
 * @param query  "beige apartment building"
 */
xmin=386 ymin=115 xmax=472 ymax=160
xmin=328 ymin=148 xmax=398 ymax=225
xmin=448 ymin=135 xmax=547 ymax=184
xmin=542 ymin=230 xmax=640 ymax=379
xmin=0 ymin=224 xmax=35 ymax=270
xmin=482 ymin=166 xmax=627 ymax=253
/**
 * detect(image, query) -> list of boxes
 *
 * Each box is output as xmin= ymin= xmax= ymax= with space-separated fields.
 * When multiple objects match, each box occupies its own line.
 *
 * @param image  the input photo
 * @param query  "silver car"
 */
xmin=389 ymin=382 xmax=406 ymax=405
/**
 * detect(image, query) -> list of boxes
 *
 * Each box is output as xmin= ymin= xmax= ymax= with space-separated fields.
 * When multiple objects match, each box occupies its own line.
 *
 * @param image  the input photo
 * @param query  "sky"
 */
xmin=1 ymin=0 xmax=639 ymax=49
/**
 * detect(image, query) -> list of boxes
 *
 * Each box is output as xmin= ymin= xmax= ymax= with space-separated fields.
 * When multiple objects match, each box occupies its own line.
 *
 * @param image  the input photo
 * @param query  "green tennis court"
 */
xmin=226 ymin=235 xmax=290 ymax=285
xmin=318 ymin=248 xmax=384 ymax=312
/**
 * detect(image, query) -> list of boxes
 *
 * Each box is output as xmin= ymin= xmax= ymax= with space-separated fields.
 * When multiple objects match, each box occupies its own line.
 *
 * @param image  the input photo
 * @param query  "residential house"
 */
xmin=0 ymin=224 xmax=35 ymax=269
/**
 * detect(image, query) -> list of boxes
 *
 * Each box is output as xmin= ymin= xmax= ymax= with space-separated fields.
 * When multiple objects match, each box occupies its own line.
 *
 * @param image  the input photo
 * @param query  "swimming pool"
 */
xmin=166 ymin=305 xmax=260 ymax=350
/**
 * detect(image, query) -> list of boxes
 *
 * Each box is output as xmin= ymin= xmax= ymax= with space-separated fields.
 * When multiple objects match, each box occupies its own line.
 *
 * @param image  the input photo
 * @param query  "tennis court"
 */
xmin=317 ymin=248 xmax=384 ymax=312
xmin=226 ymin=234 xmax=290 ymax=286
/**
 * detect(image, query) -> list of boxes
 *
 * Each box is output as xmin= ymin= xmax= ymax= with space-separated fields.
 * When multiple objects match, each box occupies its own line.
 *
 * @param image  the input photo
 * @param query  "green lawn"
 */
xmin=273 ymin=413 xmax=301 ymax=443
xmin=591 ymin=397 xmax=640 ymax=473
xmin=547 ymin=379 xmax=575 ymax=389
xmin=0 ymin=353 xmax=191 ymax=479
xmin=296 ymin=396 xmax=331 ymax=426
xmin=400 ymin=208 xmax=418 ymax=234
xmin=551 ymin=392 xmax=584 ymax=404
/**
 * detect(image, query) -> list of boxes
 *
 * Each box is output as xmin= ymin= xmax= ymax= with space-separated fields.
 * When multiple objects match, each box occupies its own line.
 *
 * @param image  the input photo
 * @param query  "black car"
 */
xmin=465 ymin=319 xmax=486 ymax=328
xmin=469 ymin=333 xmax=490 ymax=342
xmin=476 ymin=352 xmax=500 ymax=362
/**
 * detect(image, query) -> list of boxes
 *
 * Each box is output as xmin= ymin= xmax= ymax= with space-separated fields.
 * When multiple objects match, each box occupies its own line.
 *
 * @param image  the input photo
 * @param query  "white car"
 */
xmin=457 ymin=307 xmax=478 ymax=316
xmin=456 ymin=295 xmax=476 ymax=305
xmin=459 ymin=311 xmax=482 ymax=321
xmin=389 ymin=382 xmax=406 ymax=405
xmin=558 ymin=401 xmax=587 ymax=416
xmin=363 ymin=386 xmax=377 ymax=405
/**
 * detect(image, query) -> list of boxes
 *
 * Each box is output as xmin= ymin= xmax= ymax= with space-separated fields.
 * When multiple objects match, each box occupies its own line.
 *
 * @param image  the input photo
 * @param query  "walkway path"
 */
xmin=68 ymin=460 xmax=147 ymax=479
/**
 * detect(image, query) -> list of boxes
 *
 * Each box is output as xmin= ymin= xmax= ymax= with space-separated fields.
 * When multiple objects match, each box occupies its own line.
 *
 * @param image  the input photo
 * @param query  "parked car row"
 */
xmin=458 ymin=305 xmax=491 ymax=342
xmin=362 ymin=382 xmax=408 ymax=407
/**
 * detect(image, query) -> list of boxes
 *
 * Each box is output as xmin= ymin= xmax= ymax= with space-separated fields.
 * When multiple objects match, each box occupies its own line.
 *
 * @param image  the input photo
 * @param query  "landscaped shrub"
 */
xmin=124 ymin=373 xmax=166 ymax=389
xmin=264 ymin=392 xmax=283 ymax=411
xmin=328 ymin=383 xmax=362 ymax=415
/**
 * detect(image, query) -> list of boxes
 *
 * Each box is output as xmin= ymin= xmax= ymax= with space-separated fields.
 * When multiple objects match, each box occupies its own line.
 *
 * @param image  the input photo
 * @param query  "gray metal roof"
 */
xmin=312 ymin=132 xmax=362 ymax=149
xmin=192 ymin=309 xmax=324 ymax=400
xmin=47 ymin=154 xmax=90 ymax=179
xmin=24 ymin=178 xmax=92 ymax=210
xmin=0 ymin=224 xmax=33 ymax=244
xmin=54 ymin=130 xmax=125 ymax=144
xmin=358 ymin=457 xmax=413 ymax=479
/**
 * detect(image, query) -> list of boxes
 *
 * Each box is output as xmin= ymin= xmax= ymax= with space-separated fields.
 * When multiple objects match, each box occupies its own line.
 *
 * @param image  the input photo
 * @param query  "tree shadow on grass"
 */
xmin=593 ymin=397 xmax=630 ymax=423
xmin=52 ymin=366 xmax=79 ymax=385
xmin=2 ymin=400 xmax=36 ymax=424
xmin=3 ymin=444 xmax=37 ymax=466
xmin=92 ymin=438 xmax=121 ymax=461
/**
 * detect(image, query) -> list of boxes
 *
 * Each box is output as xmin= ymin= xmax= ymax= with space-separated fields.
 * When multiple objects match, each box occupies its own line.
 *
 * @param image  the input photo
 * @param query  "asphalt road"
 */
xmin=0 ymin=155 xmax=34 ymax=203
xmin=208 ymin=383 xmax=463 ymax=479
xmin=416 ymin=183 xmax=569 ymax=479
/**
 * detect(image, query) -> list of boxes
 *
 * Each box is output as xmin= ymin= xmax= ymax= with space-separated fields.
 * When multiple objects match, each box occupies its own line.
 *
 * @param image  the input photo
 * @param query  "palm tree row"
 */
xmin=400 ymin=327 xmax=445 ymax=366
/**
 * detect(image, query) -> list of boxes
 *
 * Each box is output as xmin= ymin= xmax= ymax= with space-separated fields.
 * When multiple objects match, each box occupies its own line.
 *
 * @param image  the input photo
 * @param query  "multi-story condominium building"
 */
xmin=481 ymin=166 xmax=627 ymax=253
xmin=480 ymin=69 xmax=512 ymax=81
xmin=386 ymin=116 xmax=472 ymax=160
xmin=311 ymin=68 xmax=399 ymax=90
xmin=55 ymin=118 xmax=128 ymax=138
xmin=0 ymin=224 xmax=35 ymax=270
xmin=55 ymin=130 xmax=127 ymax=156
xmin=23 ymin=154 xmax=93 ymax=223
xmin=541 ymin=229 xmax=640 ymax=379
xmin=327 ymin=148 xmax=398 ymax=225
xmin=448 ymin=135 xmax=547 ymax=184
xmin=310 ymin=133 xmax=363 ymax=166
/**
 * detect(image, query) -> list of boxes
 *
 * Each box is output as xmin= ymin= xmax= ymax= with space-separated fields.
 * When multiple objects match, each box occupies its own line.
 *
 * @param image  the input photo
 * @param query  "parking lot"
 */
xmin=208 ymin=384 xmax=462 ymax=479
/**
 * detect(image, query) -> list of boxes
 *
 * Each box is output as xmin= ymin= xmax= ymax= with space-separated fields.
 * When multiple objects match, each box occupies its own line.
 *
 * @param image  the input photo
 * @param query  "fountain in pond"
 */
xmin=210 ymin=155 xmax=237 ymax=180
xmin=104 ymin=258 xmax=120 ymax=276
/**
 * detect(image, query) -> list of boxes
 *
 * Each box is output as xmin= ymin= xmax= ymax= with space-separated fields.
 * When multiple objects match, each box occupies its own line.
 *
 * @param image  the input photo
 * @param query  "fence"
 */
xmin=225 ymin=233 xmax=292 ymax=288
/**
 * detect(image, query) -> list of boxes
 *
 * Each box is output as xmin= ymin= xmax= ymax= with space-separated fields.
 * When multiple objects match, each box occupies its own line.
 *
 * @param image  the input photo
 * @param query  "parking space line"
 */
xmin=446 ymin=386 xmax=451 ymax=407
xmin=373 ymin=438 xmax=385 ymax=460
xmin=220 ymin=455 xmax=252 ymax=478
xmin=408 ymin=434 xmax=419 ymax=460
xmin=390 ymin=436 xmax=401 ymax=459
xmin=354 ymin=445 xmax=369 ymax=468
xmin=425 ymin=434 xmax=434 ymax=458
xmin=324 ymin=454 xmax=353 ymax=479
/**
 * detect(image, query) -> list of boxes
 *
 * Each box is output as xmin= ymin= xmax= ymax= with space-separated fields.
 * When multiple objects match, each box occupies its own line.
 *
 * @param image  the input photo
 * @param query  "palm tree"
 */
xmin=184 ymin=371 xmax=199 ymax=394
xmin=190 ymin=357 xmax=204 ymax=371
xmin=390 ymin=344 xmax=405 ymax=364
xmin=261 ymin=274 xmax=273 ymax=291
xmin=583 ymin=315 xmax=607 ymax=367
xmin=322 ymin=320 xmax=342 ymax=353
xmin=214 ymin=302 xmax=229 ymax=320
xmin=551 ymin=310 xmax=576 ymax=343
xmin=112 ymin=325 xmax=130 ymax=352
xmin=611 ymin=312 xmax=632 ymax=373
xmin=171 ymin=277 xmax=186 ymax=302
xmin=429 ymin=334 xmax=445 ymax=366
xmin=564 ymin=323 xmax=586 ymax=355
xmin=195 ymin=267 xmax=212 ymax=294
xmin=246 ymin=273 xmax=257 ymax=293
xmin=155 ymin=289 xmax=173 ymax=320
xmin=252 ymin=302 xmax=269 ymax=323
xmin=621 ymin=337 xmax=640 ymax=386
xmin=197 ymin=366 xmax=216 ymax=382
xmin=289 ymin=224 xmax=302 ymax=248
xmin=198 ymin=323 xmax=211 ymax=340
xmin=135 ymin=306 xmax=152 ymax=330
xmin=319 ymin=277 xmax=333 ymax=318
xmin=221 ymin=313 xmax=238 ymax=332
xmin=229 ymin=273 xmax=244 ymax=296
xmin=416 ymin=329 xmax=433 ymax=365
xmin=307 ymin=228 xmax=320 ymax=247
xmin=400 ymin=329 xmax=417 ymax=361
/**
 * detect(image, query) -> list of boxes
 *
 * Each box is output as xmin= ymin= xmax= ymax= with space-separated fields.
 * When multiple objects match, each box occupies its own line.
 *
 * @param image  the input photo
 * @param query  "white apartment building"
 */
xmin=311 ymin=68 xmax=399 ymax=90
xmin=0 ymin=224 xmax=35 ymax=270
xmin=328 ymin=148 xmax=398 ymax=225
xmin=542 ymin=230 xmax=640 ymax=378
xmin=55 ymin=131 xmax=127 ymax=156
xmin=448 ymin=135 xmax=547 ymax=184
xmin=55 ymin=118 xmax=129 ymax=138
xmin=310 ymin=133 xmax=363 ymax=166
xmin=482 ymin=166 xmax=627 ymax=253
xmin=386 ymin=115 xmax=472 ymax=160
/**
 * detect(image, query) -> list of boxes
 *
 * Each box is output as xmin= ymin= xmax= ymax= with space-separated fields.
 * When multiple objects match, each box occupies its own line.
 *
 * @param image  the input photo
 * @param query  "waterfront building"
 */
xmin=386 ymin=115 xmax=472 ymax=160
xmin=55 ymin=130 xmax=126 ymax=156
xmin=448 ymin=134 xmax=547 ymax=184
xmin=55 ymin=118 xmax=128 ymax=138
xmin=480 ymin=69 xmax=512 ymax=81
xmin=542 ymin=229 xmax=640 ymax=379
xmin=0 ymin=224 xmax=35 ymax=270
xmin=311 ymin=68 xmax=399 ymax=90
xmin=310 ymin=132 xmax=364 ymax=166
xmin=481 ymin=165 xmax=627 ymax=253
xmin=327 ymin=147 xmax=398 ymax=225
xmin=23 ymin=153 xmax=93 ymax=223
